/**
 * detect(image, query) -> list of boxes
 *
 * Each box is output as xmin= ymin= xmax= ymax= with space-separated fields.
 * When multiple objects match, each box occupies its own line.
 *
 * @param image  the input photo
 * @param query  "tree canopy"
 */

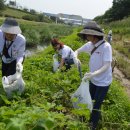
xmin=0 ymin=0 xmax=6 ymax=10
xmin=94 ymin=0 xmax=130 ymax=23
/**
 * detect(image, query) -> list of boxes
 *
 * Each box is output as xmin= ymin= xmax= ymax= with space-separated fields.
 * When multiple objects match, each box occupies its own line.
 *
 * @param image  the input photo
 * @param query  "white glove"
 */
xmin=74 ymin=50 xmax=78 ymax=57
xmin=53 ymin=54 xmax=58 ymax=59
xmin=82 ymin=62 xmax=111 ymax=81
xmin=57 ymin=69 xmax=60 ymax=72
xmin=82 ymin=72 xmax=95 ymax=81
xmin=2 ymin=76 xmax=9 ymax=85
xmin=16 ymin=62 xmax=23 ymax=73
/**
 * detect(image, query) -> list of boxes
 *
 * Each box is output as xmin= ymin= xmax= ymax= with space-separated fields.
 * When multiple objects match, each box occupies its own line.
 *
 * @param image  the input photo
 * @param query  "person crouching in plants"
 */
xmin=51 ymin=38 xmax=76 ymax=71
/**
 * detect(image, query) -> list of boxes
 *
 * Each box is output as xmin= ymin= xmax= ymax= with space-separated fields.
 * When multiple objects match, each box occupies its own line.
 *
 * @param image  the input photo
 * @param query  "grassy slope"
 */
xmin=102 ymin=17 xmax=130 ymax=79
xmin=1 ymin=7 xmax=34 ymax=19
xmin=0 ymin=16 xmax=74 ymax=47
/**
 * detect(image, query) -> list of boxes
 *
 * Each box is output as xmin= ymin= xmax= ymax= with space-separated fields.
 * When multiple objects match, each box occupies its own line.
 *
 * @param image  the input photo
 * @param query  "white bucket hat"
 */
xmin=0 ymin=17 xmax=21 ymax=34
xmin=78 ymin=21 xmax=104 ymax=38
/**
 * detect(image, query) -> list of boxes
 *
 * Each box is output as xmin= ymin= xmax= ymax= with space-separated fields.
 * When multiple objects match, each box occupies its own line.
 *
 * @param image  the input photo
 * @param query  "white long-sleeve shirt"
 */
xmin=58 ymin=45 xmax=76 ymax=59
xmin=0 ymin=30 xmax=26 ymax=63
xmin=76 ymin=40 xmax=112 ymax=86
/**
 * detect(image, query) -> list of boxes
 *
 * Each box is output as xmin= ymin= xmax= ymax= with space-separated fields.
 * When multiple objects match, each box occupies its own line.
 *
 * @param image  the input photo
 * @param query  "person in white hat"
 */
xmin=75 ymin=21 xmax=112 ymax=130
xmin=0 ymin=17 xmax=26 ymax=77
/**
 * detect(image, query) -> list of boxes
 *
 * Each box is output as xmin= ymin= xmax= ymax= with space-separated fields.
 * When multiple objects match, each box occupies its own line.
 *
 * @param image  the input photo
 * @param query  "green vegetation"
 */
xmin=0 ymin=1 xmax=129 ymax=129
xmin=0 ymin=31 xmax=129 ymax=130
xmin=0 ymin=17 xmax=74 ymax=47
xmin=20 ymin=21 xmax=74 ymax=47
xmin=1 ymin=7 xmax=33 ymax=19
xmin=0 ymin=6 xmax=53 ymax=23
xmin=0 ymin=0 xmax=5 ymax=10
xmin=102 ymin=16 xmax=130 ymax=78
xmin=94 ymin=0 xmax=130 ymax=23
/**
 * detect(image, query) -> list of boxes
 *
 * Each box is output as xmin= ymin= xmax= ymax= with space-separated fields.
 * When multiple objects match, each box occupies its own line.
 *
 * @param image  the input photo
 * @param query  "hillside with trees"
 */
xmin=0 ymin=0 xmax=5 ymax=10
xmin=0 ymin=0 xmax=54 ymax=23
xmin=94 ymin=0 xmax=130 ymax=23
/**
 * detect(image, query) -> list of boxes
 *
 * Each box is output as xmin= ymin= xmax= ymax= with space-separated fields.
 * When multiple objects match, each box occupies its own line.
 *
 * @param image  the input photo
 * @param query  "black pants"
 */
xmin=89 ymin=81 xmax=110 ymax=130
xmin=2 ymin=60 xmax=16 ymax=77
xmin=64 ymin=58 xmax=74 ymax=70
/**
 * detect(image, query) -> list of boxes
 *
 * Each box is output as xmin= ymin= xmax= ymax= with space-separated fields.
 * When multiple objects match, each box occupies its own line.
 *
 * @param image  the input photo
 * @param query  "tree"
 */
xmin=36 ymin=13 xmax=44 ymax=22
xmin=95 ymin=0 xmax=130 ymax=23
xmin=30 ymin=9 xmax=36 ymax=15
xmin=0 ymin=0 xmax=6 ymax=10
xmin=112 ymin=0 xmax=130 ymax=20
xmin=23 ymin=7 xmax=29 ymax=12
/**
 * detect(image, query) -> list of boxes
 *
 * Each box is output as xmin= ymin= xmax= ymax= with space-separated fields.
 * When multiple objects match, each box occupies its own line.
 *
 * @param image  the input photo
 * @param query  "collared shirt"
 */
xmin=77 ymin=40 xmax=112 ymax=86
xmin=58 ymin=45 xmax=76 ymax=59
xmin=0 ymin=30 xmax=26 ymax=63
xmin=6 ymin=41 xmax=12 ymax=48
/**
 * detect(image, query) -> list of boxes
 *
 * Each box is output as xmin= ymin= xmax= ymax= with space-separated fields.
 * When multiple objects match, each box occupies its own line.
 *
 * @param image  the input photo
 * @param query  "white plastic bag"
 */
xmin=2 ymin=63 xmax=25 ymax=98
xmin=71 ymin=80 xmax=93 ymax=112
xmin=2 ymin=76 xmax=25 ymax=98
xmin=53 ymin=54 xmax=59 ymax=72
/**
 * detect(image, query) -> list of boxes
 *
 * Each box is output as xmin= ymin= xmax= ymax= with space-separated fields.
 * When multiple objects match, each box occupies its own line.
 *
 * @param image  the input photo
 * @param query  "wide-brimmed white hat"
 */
xmin=78 ymin=21 xmax=104 ymax=38
xmin=0 ymin=17 xmax=21 ymax=34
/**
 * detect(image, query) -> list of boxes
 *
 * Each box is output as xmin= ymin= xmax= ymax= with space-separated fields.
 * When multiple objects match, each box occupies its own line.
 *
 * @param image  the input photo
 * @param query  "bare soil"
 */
xmin=112 ymin=48 xmax=130 ymax=100
xmin=113 ymin=66 xmax=130 ymax=99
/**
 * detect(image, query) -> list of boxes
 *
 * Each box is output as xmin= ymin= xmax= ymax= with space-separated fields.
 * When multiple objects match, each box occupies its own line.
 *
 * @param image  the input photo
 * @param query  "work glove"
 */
xmin=53 ymin=54 xmax=58 ymax=59
xmin=82 ymin=72 xmax=95 ymax=81
xmin=2 ymin=76 xmax=9 ymax=85
xmin=82 ymin=62 xmax=111 ymax=81
xmin=16 ymin=62 xmax=23 ymax=73
xmin=56 ymin=68 xmax=60 ymax=72
xmin=74 ymin=50 xmax=78 ymax=57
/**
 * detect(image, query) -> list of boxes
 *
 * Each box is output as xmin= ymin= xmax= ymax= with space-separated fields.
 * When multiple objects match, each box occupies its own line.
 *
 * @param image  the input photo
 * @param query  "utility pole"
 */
xmin=15 ymin=0 xmax=16 ymax=6
xmin=56 ymin=17 xmax=57 ymax=24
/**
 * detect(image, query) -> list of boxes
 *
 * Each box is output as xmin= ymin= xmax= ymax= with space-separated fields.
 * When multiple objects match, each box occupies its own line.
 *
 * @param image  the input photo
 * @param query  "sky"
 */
xmin=6 ymin=0 xmax=113 ymax=19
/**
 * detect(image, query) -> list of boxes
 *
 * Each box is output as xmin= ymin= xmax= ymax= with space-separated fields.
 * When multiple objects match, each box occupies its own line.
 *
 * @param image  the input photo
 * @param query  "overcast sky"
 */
xmin=6 ymin=0 xmax=113 ymax=19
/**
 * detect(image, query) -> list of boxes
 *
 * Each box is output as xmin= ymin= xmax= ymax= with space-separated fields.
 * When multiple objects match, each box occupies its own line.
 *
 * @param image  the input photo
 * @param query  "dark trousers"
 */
xmin=89 ymin=81 xmax=110 ymax=130
xmin=2 ymin=60 xmax=16 ymax=77
xmin=64 ymin=58 xmax=74 ymax=70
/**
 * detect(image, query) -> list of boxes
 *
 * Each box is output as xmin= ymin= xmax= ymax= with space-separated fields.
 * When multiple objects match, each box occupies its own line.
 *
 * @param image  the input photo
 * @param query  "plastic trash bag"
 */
xmin=53 ymin=54 xmax=59 ymax=72
xmin=71 ymin=80 xmax=93 ymax=112
xmin=2 ymin=63 xmax=25 ymax=98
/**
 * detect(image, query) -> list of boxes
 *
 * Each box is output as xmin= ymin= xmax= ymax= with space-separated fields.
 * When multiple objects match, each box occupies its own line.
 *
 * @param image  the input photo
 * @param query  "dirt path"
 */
xmin=113 ymin=48 xmax=130 ymax=63
xmin=112 ymin=48 xmax=130 ymax=99
xmin=113 ymin=67 xmax=130 ymax=99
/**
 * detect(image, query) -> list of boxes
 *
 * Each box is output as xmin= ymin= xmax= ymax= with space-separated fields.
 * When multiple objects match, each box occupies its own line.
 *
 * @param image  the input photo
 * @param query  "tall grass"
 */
xmin=2 ymin=7 xmax=32 ymax=19
xmin=0 ymin=18 xmax=74 ymax=47
xmin=102 ymin=16 xmax=130 ymax=79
